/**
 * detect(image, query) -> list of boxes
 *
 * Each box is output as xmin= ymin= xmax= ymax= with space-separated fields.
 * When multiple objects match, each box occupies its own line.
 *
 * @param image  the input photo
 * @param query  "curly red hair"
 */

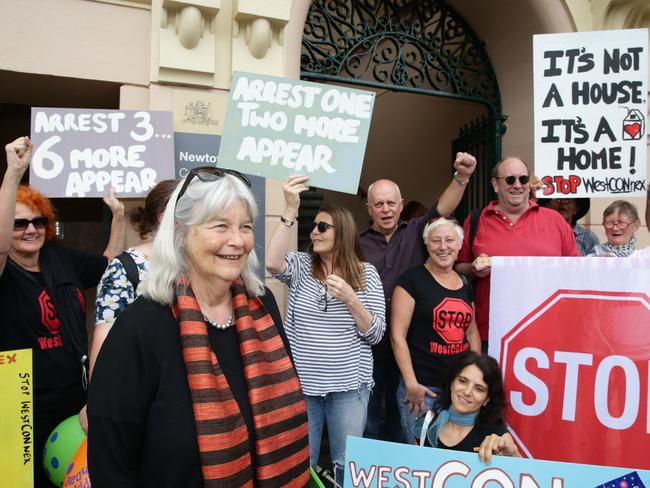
xmin=16 ymin=185 xmax=57 ymax=241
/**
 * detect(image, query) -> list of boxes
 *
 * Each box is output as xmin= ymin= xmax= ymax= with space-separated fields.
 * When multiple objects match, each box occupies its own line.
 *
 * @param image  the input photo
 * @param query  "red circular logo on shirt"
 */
xmin=433 ymin=297 xmax=473 ymax=344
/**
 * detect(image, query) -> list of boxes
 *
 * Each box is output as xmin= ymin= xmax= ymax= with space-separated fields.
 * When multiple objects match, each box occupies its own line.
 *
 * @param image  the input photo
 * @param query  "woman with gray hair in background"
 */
xmin=592 ymin=200 xmax=641 ymax=257
xmin=391 ymin=217 xmax=481 ymax=444
xmin=87 ymin=166 xmax=310 ymax=487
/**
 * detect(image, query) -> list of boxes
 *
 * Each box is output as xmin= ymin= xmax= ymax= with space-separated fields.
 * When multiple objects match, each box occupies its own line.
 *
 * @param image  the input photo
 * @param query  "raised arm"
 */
xmin=266 ymin=175 xmax=309 ymax=275
xmin=102 ymin=187 xmax=126 ymax=260
xmin=435 ymin=152 xmax=477 ymax=217
xmin=0 ymin=137 xmax=32 ymax=276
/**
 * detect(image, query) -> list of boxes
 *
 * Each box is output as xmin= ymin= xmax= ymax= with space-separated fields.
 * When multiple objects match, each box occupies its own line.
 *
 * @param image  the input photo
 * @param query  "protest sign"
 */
xmin=344 ymin=436 xmax=650 ymax=487
xmin=533 ymin=29 xmax=648 ymax=198
xmin=218 ymin=72 xmax=375 ymax=194
xmin=489 ymin=256 xmax=650 ymax=469
xmin=30 ymin=108 xmax=175 ymax=198
xmin=0 ymin=349 xmax=33 ymax=487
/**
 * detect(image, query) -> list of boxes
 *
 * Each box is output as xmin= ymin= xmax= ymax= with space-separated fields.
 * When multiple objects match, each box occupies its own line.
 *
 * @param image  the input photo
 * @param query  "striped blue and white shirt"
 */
xmin=274 ymin=252 xmax=386 ymax=396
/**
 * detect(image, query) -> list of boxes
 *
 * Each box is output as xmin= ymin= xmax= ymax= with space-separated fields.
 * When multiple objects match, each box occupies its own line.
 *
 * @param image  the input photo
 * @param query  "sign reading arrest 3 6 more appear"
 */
xmin=30 ymin=108 xmax=175 ymax=198
xmin=534 ymin=29 xmax=648 ymax=198
xmin=218 ymin=72 xmax=375 ymax=194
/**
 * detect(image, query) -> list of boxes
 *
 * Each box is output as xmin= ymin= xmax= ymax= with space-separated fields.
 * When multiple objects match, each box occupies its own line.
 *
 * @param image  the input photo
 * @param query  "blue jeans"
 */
xmin=305 ymin=386 xmax=370 ymax=487
xmin=364 ymin=357 xmax=404 ymax=443
xmin=396 ymin=377 xmax=441 ymax=443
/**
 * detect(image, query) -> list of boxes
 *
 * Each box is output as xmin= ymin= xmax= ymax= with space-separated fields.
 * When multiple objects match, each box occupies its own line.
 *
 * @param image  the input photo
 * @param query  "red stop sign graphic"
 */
xmin=500 ymin=290 xmax=650 ymax=469
xmin=433 ymin=297 xmax=472 ymax=344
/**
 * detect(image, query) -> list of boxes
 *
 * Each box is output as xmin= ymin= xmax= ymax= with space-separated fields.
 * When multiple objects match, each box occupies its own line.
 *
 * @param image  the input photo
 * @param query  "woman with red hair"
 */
xmin=0 ymin=136 xmax=126 ymax=486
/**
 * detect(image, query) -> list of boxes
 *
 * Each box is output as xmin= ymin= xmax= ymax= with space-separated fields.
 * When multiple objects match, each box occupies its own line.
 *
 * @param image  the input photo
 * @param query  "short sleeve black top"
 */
xmin=0 ymin=244 xmax=107 ymax=486
xmin=397 ymin=265 xmax=474 ymax=387
xmin=0 ymin=245 xmax=106 ymax=418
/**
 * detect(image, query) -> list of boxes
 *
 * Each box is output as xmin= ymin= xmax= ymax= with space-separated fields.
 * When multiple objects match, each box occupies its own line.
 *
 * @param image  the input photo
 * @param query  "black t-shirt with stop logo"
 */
xmin=0 ymin=244 xmax=107 ymax=484
xmin=397 ymin=265 xmax=474 ymax=387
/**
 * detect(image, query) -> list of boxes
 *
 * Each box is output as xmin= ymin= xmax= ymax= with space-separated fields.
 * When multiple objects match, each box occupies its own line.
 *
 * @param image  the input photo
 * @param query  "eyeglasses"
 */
xmin=175 ymin=166 xmax=251 ymax=208
xmin=309 ymin=221 xmax=335 ymax=233
xmin=495 ymin=175 xmax=530 ymax=185
xmin=318 ymin=284 xmax=330 ymax=312
xmin=603 ymin=220 xmax=633 ymax=229
xmin=14 ymin=216 xmax=49 ymax=231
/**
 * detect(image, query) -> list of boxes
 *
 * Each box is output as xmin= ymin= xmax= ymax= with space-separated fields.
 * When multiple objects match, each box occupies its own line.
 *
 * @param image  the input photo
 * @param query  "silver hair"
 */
xmin=143 ymin=173 xmax=264 ymax=304
xmin=422 ymin=217 xmax=464 ymax=247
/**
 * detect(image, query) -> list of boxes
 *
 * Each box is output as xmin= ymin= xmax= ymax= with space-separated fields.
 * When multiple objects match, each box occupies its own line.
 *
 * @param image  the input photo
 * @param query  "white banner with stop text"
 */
xmin=489 ymin=256 xmax=650 ymax=471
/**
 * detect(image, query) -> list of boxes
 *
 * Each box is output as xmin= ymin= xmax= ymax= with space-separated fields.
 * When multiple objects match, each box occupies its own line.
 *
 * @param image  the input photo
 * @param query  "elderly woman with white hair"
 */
xmin=391 ymin=217 xmax=481 ymax=443
xmin=87 ymin=166 xmax=310 ymax=487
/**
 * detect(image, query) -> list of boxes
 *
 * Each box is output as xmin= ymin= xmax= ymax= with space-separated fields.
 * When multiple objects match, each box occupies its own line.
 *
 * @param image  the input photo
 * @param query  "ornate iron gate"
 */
xmin=300 ymin=0 xmax=506 ymax=221
xmin=451 ymin=114 xmax=507 ymax=219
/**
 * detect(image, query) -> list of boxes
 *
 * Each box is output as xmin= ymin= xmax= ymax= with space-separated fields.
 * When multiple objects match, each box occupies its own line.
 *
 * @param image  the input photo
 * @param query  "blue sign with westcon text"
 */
xmin=344 ymin=437 xmax=649 ymax=487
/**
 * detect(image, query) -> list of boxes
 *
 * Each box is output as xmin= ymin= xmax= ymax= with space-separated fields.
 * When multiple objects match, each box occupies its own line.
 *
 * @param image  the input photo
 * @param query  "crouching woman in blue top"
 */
xmin=414 ymin=352 xmax=520 ymax=463
xmin=267 ymin=175 xmax=386 ymax=486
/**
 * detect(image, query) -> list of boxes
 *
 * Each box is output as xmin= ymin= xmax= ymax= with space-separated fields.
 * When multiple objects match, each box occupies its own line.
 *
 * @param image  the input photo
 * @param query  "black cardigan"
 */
xmin=87 ymin=289 xmax=291 ymax=488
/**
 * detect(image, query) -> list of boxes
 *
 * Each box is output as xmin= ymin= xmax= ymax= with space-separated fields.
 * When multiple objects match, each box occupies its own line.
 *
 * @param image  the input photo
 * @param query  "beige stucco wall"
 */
xmin=0 ymin=0 xmax=150 ymax=86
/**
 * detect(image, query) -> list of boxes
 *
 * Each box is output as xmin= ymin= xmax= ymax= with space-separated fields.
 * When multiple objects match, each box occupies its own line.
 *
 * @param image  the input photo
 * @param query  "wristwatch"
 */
xmin=453 ymin=171 xmax=469 ymax=186
xmin=280 ymin=216 xmax=295 ymax=227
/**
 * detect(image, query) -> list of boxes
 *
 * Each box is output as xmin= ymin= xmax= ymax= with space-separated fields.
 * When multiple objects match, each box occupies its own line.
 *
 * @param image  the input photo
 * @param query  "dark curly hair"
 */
xmin=130 ymin=180 xmax=177 ymax=239
xmin=438 ymin=352 xmax=506 ymax=428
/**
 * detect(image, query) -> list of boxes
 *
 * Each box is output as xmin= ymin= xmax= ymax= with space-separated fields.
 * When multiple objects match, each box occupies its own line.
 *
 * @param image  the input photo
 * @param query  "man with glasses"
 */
xmin=359 ymin=152 xmax=477 ymax=443
xmin=456 ymin=157 xmax=580 ymax=350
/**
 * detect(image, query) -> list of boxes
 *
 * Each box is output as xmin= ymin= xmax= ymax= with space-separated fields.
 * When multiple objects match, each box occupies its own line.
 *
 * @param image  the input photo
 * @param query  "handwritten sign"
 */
xmin=534 ymin=29 xmax=648 ymax=198
xmin=218 ymin=72 xmax=375 ymax=194
xmin=30 ymin=108 xmax=175 ymax=197
xmin=344 ymin=437 xmax=650 ymax=487
xmin=0 ymin=349 xmax=33 ymax=487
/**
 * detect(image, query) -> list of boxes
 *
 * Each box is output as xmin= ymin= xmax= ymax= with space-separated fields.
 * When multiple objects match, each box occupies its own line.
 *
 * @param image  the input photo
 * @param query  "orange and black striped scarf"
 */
xmin=174 ymin=277 xmax=310 ymax=487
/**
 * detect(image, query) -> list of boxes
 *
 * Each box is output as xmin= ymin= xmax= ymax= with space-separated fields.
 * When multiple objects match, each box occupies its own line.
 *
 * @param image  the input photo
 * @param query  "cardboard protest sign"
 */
xmin=0 ymin=349 xmax=33 ymax=487
xmin=534 ymin=29 xmax=648 ymax=198
xmin=30 ymin=108 xmax=175 ymax=198
xmin=344 ymin=437 xmax=650 ymax=487
xmin=218 ymin=72 xmax=375 ymax=194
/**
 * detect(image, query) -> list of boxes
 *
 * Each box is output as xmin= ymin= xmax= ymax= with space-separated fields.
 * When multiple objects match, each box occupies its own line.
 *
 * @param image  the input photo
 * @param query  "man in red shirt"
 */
xmin=456 ymin=157 xmax=580 ymax=349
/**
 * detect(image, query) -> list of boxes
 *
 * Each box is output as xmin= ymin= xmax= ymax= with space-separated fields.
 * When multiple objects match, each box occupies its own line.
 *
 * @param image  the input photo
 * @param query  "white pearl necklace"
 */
xmin=203 ymin=313 xmax=234 ymax=330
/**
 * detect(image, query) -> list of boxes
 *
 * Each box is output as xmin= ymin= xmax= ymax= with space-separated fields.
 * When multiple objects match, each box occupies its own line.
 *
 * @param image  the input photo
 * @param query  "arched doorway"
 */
xmin=299 ymin=0 xmax=505 ymax=223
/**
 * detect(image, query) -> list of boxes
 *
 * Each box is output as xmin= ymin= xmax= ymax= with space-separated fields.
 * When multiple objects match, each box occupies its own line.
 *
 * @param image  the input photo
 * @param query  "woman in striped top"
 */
xmin=267 ymin=175 xmax=386 ymax=486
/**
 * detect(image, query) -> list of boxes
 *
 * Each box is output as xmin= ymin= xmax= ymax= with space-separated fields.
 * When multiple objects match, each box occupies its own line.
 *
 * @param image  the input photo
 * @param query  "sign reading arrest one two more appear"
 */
xmin=534 ymin=29 xmax=648 ymax=198
xmin=30 ymin=108 xmax=175 ymax=198
xmin=218 ymin=72 xmax=375 ymax=194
